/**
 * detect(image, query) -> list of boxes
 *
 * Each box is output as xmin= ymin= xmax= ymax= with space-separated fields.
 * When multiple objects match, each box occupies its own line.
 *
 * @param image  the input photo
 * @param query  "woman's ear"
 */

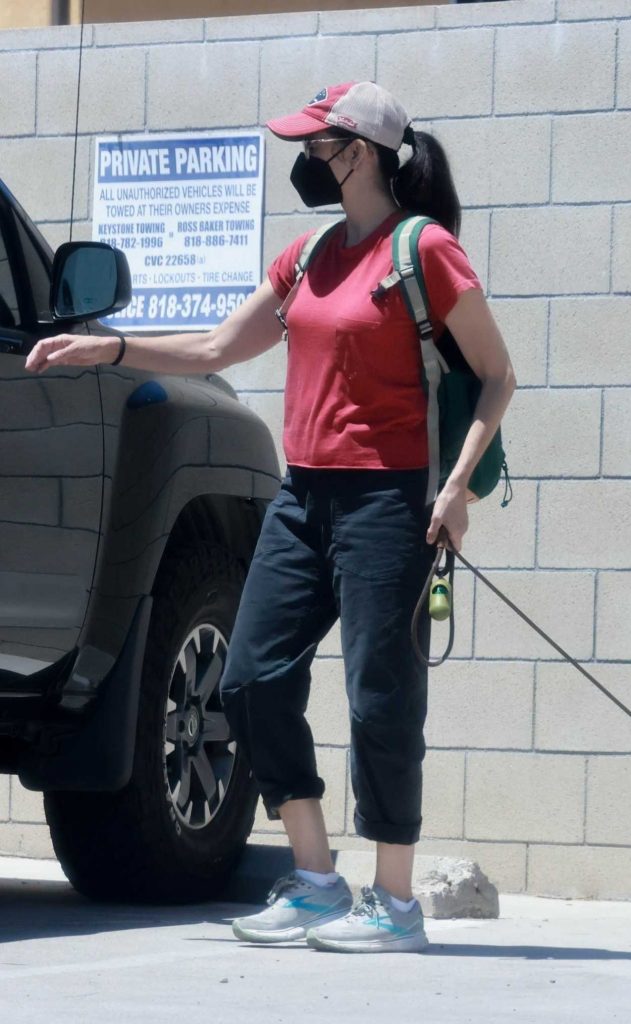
xmin=348 ymin=138 xmax=369 ymax=166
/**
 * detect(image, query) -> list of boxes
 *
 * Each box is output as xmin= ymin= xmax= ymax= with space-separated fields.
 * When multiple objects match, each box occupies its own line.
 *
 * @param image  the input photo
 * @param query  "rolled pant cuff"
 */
xmin=263 ymin=780 xmax=326 ymax=820
xmin=354 ymin=810 xmax=421 ymax=845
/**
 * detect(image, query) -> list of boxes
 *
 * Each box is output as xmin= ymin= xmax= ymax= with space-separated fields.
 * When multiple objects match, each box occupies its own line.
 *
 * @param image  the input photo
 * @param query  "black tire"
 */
xmin=44 ymin=544 xmax=258 ymax=903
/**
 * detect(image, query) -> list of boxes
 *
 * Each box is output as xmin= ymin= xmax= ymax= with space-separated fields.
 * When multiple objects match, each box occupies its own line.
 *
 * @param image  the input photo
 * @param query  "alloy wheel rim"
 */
xmin=163 ymin=623 xmax=235 ymax=831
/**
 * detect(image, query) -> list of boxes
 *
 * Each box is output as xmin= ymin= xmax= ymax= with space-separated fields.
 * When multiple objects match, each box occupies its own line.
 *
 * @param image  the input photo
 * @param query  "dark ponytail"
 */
xmin=376 ymin=130 xmax=462 ymax=239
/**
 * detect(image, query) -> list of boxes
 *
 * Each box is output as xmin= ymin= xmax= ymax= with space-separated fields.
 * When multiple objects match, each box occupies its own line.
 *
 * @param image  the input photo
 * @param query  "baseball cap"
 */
xmin=266 ymin=81 xmax=410 ymax=152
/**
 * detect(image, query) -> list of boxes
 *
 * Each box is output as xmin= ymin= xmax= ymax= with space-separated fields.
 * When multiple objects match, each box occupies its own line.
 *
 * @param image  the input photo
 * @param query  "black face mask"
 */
xmin=290 ymin=140 xmax=354 ymax=208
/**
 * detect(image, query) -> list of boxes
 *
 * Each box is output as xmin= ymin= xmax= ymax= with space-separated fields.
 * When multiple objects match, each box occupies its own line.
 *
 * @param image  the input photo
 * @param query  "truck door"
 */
xmin=0 ymin=189 xmax=103 ymax=675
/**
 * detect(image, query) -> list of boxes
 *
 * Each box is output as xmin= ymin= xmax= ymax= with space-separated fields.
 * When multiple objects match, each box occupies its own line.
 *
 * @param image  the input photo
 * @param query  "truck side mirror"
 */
xmin=51 ymin=242 xmax=132 ymax=321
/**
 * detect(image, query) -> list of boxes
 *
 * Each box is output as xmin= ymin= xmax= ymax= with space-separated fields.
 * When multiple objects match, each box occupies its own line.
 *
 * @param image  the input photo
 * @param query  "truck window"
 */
xmin=0 ymin=227 xmax=19 ymax=329
xmin=14 ymin=216 xmax=53 ymax=323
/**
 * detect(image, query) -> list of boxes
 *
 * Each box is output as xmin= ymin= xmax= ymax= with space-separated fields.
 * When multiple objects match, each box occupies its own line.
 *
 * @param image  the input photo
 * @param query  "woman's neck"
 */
xmin=341 ymin=190 xmax=399 ymax=247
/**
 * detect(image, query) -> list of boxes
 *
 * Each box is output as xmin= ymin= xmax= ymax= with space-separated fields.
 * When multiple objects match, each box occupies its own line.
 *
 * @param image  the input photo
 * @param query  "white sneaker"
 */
xmin=306 ymin=884 xmax=429 ymax=953
xmin=232 ymin=872 xmax=353 ymax=944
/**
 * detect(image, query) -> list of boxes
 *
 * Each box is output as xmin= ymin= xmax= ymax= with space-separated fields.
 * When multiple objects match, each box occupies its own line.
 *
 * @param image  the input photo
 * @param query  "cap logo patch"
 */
xmin=308 ymin=88 xmax=328 ymax=105
xmin=336 ymin=114 xmax=358 ymax=129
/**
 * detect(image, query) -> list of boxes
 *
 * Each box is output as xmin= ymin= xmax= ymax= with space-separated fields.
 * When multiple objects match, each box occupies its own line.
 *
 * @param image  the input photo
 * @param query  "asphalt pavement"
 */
xmin=0 ymin=857 xmax=630 ymax=1024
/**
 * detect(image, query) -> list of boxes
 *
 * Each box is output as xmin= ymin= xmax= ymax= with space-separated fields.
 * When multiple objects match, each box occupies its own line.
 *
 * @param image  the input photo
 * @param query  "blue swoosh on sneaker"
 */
xmin=287 ymin=896 xmax=336 ymax=913
xmin=362 ymin=916 xmax=406 ymax=934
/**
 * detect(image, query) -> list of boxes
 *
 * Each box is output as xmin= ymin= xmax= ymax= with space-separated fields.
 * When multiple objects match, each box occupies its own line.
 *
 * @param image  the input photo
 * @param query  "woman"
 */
xmin=26 ymin=81 xmax=515 ymax=954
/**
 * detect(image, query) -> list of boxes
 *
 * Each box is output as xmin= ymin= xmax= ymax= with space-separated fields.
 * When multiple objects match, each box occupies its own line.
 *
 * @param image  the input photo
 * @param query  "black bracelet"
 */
xmin=111 ymin=335 xmax=126 ymax=366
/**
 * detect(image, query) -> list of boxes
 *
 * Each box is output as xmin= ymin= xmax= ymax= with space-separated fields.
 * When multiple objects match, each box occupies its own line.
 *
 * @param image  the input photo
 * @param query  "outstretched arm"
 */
xmin=25 ymin=276 xmax=282 ymax=376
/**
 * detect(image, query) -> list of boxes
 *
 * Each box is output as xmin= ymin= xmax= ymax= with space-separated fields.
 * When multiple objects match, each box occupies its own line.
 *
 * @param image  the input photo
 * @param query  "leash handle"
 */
xmin=412 ymin=540 xmax=455 ymax=667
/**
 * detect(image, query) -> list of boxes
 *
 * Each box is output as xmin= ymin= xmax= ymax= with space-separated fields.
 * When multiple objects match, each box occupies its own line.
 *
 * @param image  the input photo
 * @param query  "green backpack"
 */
xmin=278 ymin=215 xmax=511 ymax=507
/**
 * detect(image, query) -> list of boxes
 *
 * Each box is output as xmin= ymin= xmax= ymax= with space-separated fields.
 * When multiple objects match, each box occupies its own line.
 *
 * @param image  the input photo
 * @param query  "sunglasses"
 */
xmin=302 ymin=136 xmax=352 ymax=157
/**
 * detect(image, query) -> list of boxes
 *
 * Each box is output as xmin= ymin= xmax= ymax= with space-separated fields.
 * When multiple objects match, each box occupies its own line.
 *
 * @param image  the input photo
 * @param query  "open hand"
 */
xmin=25 ymin=334 xmax=119 ymax=373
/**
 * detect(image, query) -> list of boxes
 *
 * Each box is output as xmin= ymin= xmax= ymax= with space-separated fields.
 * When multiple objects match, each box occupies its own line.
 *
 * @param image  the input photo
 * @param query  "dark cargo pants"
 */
xmin=220 ymin=466 xmax=435 ymax=845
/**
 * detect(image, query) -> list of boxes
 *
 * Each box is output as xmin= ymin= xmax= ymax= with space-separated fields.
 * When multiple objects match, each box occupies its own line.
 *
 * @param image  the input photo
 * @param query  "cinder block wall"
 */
xmin=1 ymin=0 xmax=630 ymax=898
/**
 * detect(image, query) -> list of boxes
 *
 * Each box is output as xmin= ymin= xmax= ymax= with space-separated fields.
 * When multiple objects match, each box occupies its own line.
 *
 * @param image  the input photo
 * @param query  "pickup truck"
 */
xmin=0 ymin=176 xmax=280 ymax=902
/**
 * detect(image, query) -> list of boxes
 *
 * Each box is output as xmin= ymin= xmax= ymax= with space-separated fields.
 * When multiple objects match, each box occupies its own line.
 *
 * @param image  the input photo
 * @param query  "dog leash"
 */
xmin=412 ymin=530 xmax=631 ymax=722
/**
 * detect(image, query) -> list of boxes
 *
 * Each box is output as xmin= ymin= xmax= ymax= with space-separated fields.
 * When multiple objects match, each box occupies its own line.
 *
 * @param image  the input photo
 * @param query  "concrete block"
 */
xmin=438 ymin=0 xmax=555 ymax=27
xmin=430 ymin=568 xmax=474 ymax=660
xmin=420 ymin=751 xmax=465 ymax=840
xmin=206 ymin=12 xmax=317 ymax=40
xmin=415 ymin=857 xmax=499 ymax=919
xmin=549 ymin=298 xmax=631 ymax=386
xmin=378 ymin=29 xmax=494 ymax=120
xmin=474 ymin=570 xmax=595 ymax=661
xmin=337 ymin=851 xmax=500 ymax=918
xmin=321 ymin=6 xmax=435 ymax=34
xmin=612 ymin=205 xmax=631 ymax=292
xmin=0 ymin=823 xmax=55 ymax=859
xmin=586 ymin=755 xmax=631 ymax=844
xmin=490 ymin=207 xmax=610 ymax=296
xmin=619 ymin=23 xmax=631 ymax=109
xmin=553 ymin=113 xmax=631 ymax=203
xmin=596 ymin=572 xmax=631 ymax=660
xmin=558 ymin=0 xmax=631 ymax=17
xmin=0 ymin=24 xmax=91 ymax=50
xmin=9 ymin=779 xmax=46 ymax=824
xmin=465 ymin=480 xmax=537 ymax=568
xmin=0 ymin=776 xmax=9 ymax=821
xmin=539 ymin=481 xmax=631 ymax=568
xmin=433 ymin=117 xmax=551 ymax=207
xmin=0 ymin=53 xmax=35 ymax=135
xmin=0 ymin=137 xmax=90 ymax=222
xmin=527 ymin=843 xmax=631 ymax=900
xmin=459 ymin=210 xmax=490 ymax=294
xmin=495 ymin=23 xmax=616 ymax=114
xmin=147 ymin=42 xmax=259 ymax=130
xmin=487 ymin=299 xmax=548 ymax=387
xmin=465 ymin=751 xmax=585 ymax=843
xmin=38 ymin=48 xmax=145 ymax=135
xmin=501 ymin=387 xmax=601 ymax=478
xmin=603 ymin=391 xmax=631 ymax=476
xmin=425 ymin=660 xmax=535 ymax=750
xmin=0 ymin=478 xmax=59 ymax=527
xmin=94 ymin=18 xmax=204 ymax=45
xmin=239 ymin=391 xmax=285 ymax=471
xmin=307 ymin=657 xmax=349 ymax=747
xmin=535 ymin=662 xmax=631 ymax=753
xmin=260 ymin=36 xmax=376 ymax=125
xmin=416 ymin=837 xmax=527 ymax=893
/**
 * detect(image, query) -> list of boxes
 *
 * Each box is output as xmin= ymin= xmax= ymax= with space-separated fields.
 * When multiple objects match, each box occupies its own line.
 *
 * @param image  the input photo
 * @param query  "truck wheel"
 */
xmin=44 ymin=544 xmax=258 ymax=902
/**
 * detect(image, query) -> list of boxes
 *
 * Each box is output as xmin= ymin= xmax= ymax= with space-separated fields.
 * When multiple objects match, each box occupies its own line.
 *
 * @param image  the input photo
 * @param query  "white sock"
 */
xmin=389 ymin=894 xmax=418 ymax=913
xmin=296 ymin=868 xmax=339 ymax=887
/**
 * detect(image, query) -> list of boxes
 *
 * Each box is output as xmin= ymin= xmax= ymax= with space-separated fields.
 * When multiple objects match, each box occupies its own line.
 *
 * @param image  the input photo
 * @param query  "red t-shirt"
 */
xmin=267 ymin=210 xmax=482 ymax=469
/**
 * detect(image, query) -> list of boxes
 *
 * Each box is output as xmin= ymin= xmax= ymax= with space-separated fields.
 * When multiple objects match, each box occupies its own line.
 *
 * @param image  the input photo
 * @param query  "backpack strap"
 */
xmin=387 ymin=215 xmax=449 ymax=506
xmin=275 ymin=221 xmax=340 ymax=338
